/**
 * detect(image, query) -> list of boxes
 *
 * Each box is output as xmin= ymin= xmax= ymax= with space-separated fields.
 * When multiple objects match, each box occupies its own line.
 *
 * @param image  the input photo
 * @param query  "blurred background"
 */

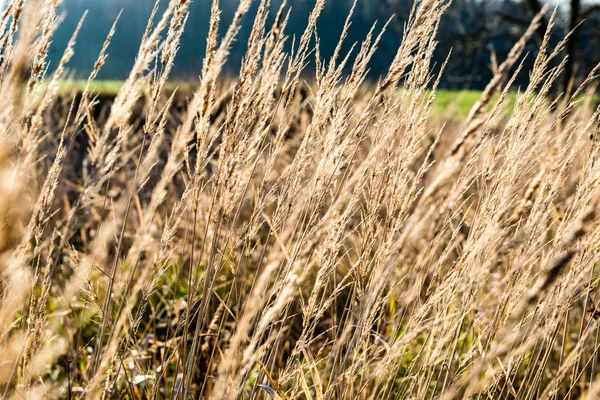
xmin=26 ymin=0 xmax=600 ymax=90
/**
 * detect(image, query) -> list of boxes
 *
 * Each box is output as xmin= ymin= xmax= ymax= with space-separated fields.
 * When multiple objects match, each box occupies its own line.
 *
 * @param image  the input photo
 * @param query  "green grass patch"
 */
xmin=58 ymin=80 xmax=192 ymax=96
xmin=59 ymin=82 xmax=598 ymax=123
xmin=56 ymin=81 xmax=494 ymax=119
xmin=59 ymin=80 xmax=125 ymax=96
xmin=431 ymin=89 xmax=518 ymax=121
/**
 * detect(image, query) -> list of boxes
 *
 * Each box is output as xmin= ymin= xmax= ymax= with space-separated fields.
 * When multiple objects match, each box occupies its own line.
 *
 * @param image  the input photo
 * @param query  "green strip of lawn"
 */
xmin=57 ymin=81 xmax=596 ymax=121
xmin=58 ymin=80 xmax=191 ymax=96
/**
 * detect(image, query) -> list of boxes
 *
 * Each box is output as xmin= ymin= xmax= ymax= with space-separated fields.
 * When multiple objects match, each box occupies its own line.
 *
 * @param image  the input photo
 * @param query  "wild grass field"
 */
xmin=3 ymin=0 xmax=600 ymax=399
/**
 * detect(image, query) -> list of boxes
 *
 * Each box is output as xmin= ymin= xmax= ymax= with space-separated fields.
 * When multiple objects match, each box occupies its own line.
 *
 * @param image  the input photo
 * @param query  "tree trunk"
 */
xmin=526 ymin=0 xmax=550 ymax=40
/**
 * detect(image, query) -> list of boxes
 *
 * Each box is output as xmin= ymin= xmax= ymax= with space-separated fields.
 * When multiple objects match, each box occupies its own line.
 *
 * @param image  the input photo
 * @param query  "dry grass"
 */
xmin=1 ymin=0 xmax=600 ymax=399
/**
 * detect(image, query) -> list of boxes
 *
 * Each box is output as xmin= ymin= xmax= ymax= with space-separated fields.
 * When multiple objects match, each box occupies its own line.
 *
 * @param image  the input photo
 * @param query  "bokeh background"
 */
xmin=25 ymin=0 xmax=600 ymax=90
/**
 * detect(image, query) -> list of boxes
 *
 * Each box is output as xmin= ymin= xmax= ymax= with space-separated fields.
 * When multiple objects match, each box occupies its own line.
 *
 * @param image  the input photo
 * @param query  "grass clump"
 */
xmin=1 ymin=0 xmax=600 ymax=399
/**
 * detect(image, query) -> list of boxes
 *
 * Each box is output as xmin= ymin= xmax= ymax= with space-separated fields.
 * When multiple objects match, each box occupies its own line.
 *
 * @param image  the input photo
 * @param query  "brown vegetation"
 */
xmin=1 ymin=0 xmax=600 ymax=399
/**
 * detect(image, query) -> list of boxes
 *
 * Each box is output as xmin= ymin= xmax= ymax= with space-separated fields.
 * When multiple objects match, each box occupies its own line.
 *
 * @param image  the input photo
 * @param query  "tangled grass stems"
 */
xmin=1 ymin=0 xmax=600 ymax=399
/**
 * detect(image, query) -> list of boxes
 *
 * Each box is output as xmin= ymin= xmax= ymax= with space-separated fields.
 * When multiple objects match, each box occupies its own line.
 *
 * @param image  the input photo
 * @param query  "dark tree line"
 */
xmin=383 ymin=0 xmax=600 ymax=92
xmin=44 ymin=0 xmax=600 ymax=92
xmin=524 ymin=0 xmax=600 ymax=91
